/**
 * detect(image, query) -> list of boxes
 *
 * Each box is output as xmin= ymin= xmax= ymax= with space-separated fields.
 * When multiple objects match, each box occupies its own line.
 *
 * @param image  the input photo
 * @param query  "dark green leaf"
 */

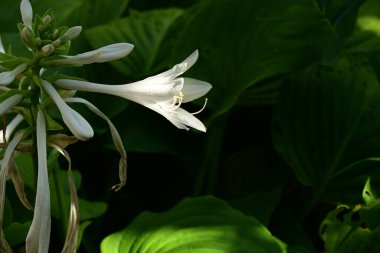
xmin=85 ymin=8 xmax=183 ymax=79
xmin=167 ymin=0 xmax=336 ymax=117
xmin=273 ymin=57 xmax=380 ymax=193
xmin=4 ymin=222 xmax=29 ymax=246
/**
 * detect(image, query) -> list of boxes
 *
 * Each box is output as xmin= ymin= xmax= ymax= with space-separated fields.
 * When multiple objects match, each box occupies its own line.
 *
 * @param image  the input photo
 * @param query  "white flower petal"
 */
xmin=26 ymin=109 xmax=51 ymax=253
xmin=0 ymin=63 xmax=27 ymax=86
xmin=52 ymin=43 xmax=134 ymax=65
xmin=0 ymin=94 xmax=23 ymax=115
xmin=154 ymin=50 xmax=199 ymax=79
xmin=181 ymin=78 xmax=212 ymax=103
xmin=20 ymin=0 xmax=33 ymax=28
xmin=41 ymin=80 xmax=94 ymax=140
xmin=145 ymin=103 xmax=206 ymax=132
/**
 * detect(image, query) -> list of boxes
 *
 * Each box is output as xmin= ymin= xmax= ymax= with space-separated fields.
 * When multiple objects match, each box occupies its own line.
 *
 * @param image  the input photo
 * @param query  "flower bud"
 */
xmin=42 ymin=15 xmax=52 ymax=25
xmin=60 ymin=26 xmax=82 ymax=43
xmin=21 ymin=27 xmax=33 ymax=48
xmin=41 ymin=44 xmax=54 ymax=56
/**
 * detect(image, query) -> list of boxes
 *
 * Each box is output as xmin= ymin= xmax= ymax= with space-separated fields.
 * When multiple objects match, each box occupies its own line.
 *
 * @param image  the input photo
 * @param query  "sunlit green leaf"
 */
xmin=101 ymin=196 xmax=286 ymax=253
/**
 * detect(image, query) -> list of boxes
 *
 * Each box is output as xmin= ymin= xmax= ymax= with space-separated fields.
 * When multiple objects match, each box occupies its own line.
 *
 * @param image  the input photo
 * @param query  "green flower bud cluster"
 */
xmin=18 ymin=9 xmax=75 ymax=57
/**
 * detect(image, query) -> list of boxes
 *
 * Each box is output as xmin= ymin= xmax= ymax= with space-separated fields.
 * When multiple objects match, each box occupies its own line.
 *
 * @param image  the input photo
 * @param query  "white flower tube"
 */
xmin=41 ymin=80 xmax=94 ymax=140
xmin=52 ymin=43 xmax=134 ymax=65
xmin=0 ymin=64 xmax=28 ymax=86
xmin=0 ymin=94 xmax=23 ymax=115
xmin=20 ymin=0 xmax=33 ymax=28
xmin=0 ymin=35 xmax=4 ymax=53
xmin=56 ymin=51 xmax=212 ymax=131
xmin=0 ymin=114 xmax=24 ymax=143
xmin=26 ymin=109 xmax=50 ymax=253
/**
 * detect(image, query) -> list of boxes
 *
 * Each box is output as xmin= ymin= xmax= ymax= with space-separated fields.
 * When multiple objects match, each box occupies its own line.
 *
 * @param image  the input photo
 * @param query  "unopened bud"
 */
xmin=52 ymin=29 xmax=60 ymax=40
xmin=41 ymin=44 xmax=54 ymax=56
xmin=60 ymin=26 xmax=82 ymax=43
xmin=43 ymin=15 xmax=52 ymax=25
xmin=21 ymin=27 xmax=33 ymax=47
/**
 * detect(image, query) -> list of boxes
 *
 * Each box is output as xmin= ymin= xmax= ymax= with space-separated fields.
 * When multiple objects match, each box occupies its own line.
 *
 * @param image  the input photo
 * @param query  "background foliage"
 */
xmin=2 ymin=0 xmax=380 ymax=252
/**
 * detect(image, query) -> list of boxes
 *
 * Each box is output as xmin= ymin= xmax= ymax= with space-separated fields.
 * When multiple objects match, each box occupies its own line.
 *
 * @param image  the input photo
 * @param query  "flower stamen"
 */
xmin=169 ymin=91 xmax=184 ymax=110
xmin=192 ymin=98 xmax=208 ymax=115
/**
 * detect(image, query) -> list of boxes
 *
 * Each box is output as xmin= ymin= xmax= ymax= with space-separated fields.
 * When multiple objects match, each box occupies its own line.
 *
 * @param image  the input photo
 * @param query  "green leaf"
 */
xmin=61 ymin=0 xmax=130 ymax=27
xmin=79 ymin=199 xmax=107 ymax=221
xmin=85 ymin=8 xmax=183 ymax=79
xmin=101 ymin=196 xmax=286 ymax=253
xmin=4 ymin=222 xmax=29 ymax=246
xmin=273 ymin=57 xmax=380 ymax=194
xmin=320 ymin=198 xmax=380 ymax=253
xmin=362 ymin=177 xmax=377 ymax=205
xmin=347 ymin=0 xmax=380 ymax=53
xmin=167 ymin=0 xmax=336 ymax=117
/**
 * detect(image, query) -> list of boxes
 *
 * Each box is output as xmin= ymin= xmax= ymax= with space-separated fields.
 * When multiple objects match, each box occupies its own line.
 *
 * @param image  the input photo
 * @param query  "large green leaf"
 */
xmin=273 ymin=57 xmax=380 ymax=199
xmin=166 ymin=0 xmax=338 ymax=116
xmin=85 ymin=8 xmax=183 ymax=79
xmin=101 ymin=196 xmax=286 ymax=253
xmin=61 ymin=0 xmax=130 ymax=27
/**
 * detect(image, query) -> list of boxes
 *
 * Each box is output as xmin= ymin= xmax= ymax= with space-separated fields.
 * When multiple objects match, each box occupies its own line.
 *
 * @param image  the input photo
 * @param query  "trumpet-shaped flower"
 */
xmin=0 ymin=64 xmax=28 ymax=86
xmin=41 ymin=80 xmax=94 ymax=140
xmin=26 ymin=109 xmax=51 ymax=253
xmin=52 ymin=43 xmax=134 ymax=65
xmin=20 ymin=0 xmax=33 ymax=28
xmin=56 ymin=50 xmax=212 ymax=131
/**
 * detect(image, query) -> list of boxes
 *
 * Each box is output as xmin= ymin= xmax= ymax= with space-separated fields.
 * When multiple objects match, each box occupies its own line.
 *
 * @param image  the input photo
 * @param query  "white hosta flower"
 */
xmin=41 ymin=80 xmax=94 ymax=140
xmin=52 ymin=43 xmax=134 ymax=65
xmin=26 ymin=109 xmax=51 ymax=253
xmin=0 ymin=94 xmax=23 ymax=115
xmin=0 ymin=63 xmax=27 ymax=86
xmin=56 ymin=50 xmax=212 ymax=131
xmin=20 ymin=0 xmax=33 ymax=28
